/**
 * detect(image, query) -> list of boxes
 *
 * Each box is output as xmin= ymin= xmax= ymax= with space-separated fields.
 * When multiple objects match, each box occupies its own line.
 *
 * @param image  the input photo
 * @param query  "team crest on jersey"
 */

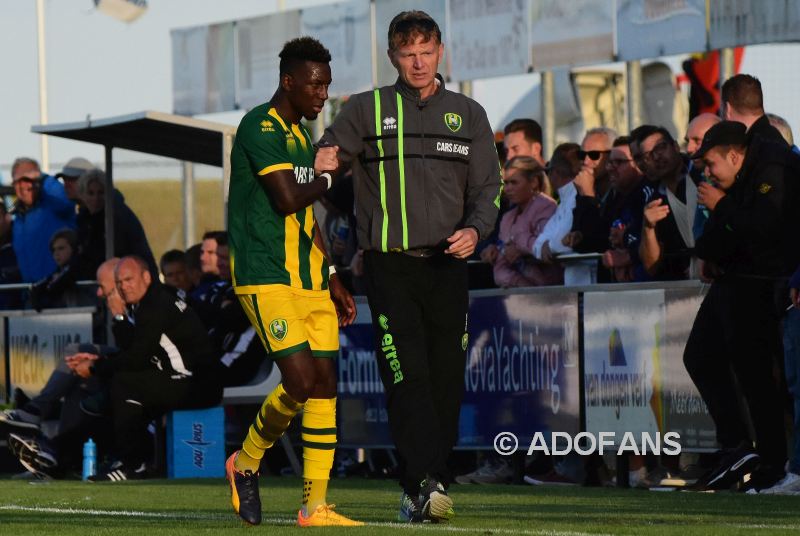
xmin=444 ymin=113 xmax=462 ymax=133
xmin=269 ymin=319 xmax=288 ymax=341
xmin=260 ymin=120 xmax=275 ymax=132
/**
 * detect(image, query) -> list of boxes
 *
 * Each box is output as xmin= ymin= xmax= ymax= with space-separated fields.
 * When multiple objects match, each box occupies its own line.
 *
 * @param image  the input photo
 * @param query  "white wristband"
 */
xmin=320 ymin=172 xmax=332 ymax=190
xmin=328 ymin=265 xmax=337 ymax=276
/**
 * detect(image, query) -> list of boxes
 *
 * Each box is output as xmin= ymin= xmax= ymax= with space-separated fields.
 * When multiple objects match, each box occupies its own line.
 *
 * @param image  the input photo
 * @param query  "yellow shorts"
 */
xmin=236 ymin=284 xmax=339 ymax=359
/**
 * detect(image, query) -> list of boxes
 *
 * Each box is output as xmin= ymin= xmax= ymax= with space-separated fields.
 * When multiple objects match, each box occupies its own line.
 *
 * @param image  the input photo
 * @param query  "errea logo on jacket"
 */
xmin=383 ymin=117 xmax=397 ymax=130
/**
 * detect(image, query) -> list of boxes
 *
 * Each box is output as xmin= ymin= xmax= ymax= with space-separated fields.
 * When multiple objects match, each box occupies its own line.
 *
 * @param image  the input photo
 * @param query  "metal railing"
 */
xmin=0 ymin=280 xmax=97 ymax=291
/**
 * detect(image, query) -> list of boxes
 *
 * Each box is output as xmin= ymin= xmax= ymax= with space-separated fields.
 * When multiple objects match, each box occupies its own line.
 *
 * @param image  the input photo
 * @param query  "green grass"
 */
xmin=2 ymin=477 xmax=800 ymax=535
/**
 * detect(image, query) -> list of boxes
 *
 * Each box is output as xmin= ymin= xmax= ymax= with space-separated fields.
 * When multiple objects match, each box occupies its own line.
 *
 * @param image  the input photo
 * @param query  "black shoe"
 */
xmin=398 ymin=493 xmax=424 ymax=523
xmin=7 ymin=433 xmax=58 ymax=479
xmin=225 ymin=451 xmax=261 ymax=525
xmin=0 ymin=408 xmax=41 ymax=431
xmin=88 ymin=460 xmax=147 ymax=482
xmin=740 ymin=464 xmax=786 ymax=493
xmin=419 ymin=477 xmax=454 ymax=522
xmin=13 ymin=388 xmax=31 ymax=409
xmin=692 ymin=445 xmax=760 ymax=491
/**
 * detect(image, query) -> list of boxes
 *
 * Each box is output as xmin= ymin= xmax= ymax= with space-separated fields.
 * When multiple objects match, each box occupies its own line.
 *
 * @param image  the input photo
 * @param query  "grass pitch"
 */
xmin=1 ymin=477 xmax=800 ymax=535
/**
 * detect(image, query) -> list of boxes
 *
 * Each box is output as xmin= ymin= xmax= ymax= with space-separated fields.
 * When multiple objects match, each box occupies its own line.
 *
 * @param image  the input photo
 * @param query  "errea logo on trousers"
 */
xmin=383 ymin=117 xmax=397 ymax=130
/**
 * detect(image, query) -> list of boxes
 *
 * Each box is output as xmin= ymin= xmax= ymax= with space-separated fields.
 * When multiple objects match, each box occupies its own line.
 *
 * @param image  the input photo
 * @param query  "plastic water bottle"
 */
xmin=336 ymin=218 xmax=350 ymax=241
xmin=82 ymin=438 xmax=96 ymax=481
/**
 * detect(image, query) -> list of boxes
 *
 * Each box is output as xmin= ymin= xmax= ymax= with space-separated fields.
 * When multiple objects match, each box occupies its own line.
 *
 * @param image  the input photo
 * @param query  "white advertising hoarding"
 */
xmin=709 ymin=0 xmax=800 ymax=49
xmin=9 ymin=312 xmax=93 ymax=398
xmin=172 ymin=23 xmax=235 ymax=116
xmin=448 ymin=0 xmax=529 ymax=81
xmin=301 ymin=0 xmax=373 ymax=97
xmin=617 ymin=0 xmax=707 ymax=61
xmin=530 ymin=0 xmax=614 ymax=71
xmin=237 ymin=12 xmax=302 ymax=111
xmin=583 ymin=290 xmax=664 ymax=440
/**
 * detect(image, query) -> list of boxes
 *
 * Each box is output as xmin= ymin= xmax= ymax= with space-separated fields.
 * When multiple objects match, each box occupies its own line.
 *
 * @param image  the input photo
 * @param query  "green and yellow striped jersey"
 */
xmin=228 ymin=102 xmax=328 ymax=291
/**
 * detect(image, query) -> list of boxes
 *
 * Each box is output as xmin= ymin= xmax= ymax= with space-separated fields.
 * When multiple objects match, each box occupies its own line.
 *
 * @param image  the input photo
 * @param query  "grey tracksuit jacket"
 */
xmin=321 ymin=75 xmax=501 ymax=253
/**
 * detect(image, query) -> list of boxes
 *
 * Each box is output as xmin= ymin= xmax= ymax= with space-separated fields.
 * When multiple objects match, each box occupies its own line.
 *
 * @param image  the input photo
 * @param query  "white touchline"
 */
xmin=0 ymin=505 xmax=611 ymax=536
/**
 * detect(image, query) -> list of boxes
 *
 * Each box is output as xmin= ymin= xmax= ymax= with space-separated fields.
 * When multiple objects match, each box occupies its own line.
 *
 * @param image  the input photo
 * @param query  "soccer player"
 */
xmin=224 ymin=37 xmax=361 ymax=527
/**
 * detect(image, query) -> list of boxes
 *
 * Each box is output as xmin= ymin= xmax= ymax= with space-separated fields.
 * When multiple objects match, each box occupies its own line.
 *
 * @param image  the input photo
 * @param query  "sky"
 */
xmin=0 ymin=0 xmax=336 ymax=179
xmin=2 ymin=1 xmax=799 ymax=181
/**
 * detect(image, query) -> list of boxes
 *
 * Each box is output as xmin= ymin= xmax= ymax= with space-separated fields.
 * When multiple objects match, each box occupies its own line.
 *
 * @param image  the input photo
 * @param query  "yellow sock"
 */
xmin=301 ymin=398 xmax=336 ymax=513
xmin=235 ymin=383 xmax=304 ymax=473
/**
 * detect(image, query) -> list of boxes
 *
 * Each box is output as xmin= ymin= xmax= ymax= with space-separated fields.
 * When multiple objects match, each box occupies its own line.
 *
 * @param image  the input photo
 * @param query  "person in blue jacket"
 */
xmin=10 ymin=157 xmax=76 ymax=282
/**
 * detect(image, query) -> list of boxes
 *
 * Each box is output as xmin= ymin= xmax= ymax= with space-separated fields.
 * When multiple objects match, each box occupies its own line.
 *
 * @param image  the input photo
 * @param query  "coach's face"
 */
xmin=389 ymin=34 xmax=442 ymax=98
xmin=116 ymin=258 xmax=152 ymax=305
xmin=285 ymin=61 xmax=331 ymax=121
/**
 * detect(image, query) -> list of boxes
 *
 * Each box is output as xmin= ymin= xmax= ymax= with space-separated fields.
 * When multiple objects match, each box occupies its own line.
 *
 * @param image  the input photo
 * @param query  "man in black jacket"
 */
xmin=722 ymin=74 xmax=788 ymax=147
xmin=88 ymin=256 xmax=222 ymax=481
xmin=684 ymin=121 xmax=788 ymax=492
xmin=317 ymin=10 xmax=501 ymax=522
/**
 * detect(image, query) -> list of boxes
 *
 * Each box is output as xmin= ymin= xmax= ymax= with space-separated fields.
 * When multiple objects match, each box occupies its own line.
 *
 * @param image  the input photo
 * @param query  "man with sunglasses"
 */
xmin=316 ymin=10 xmax=500 ymax=523
xmin=569 ymin=136 xmax=646 ymax=282
xmin=534 ymin=128 xmax=615 ymax=285
xmin=632 ymin=126 xmax=700 ymax=281
xmin=9 ymin=157 xmax=76 ymax=283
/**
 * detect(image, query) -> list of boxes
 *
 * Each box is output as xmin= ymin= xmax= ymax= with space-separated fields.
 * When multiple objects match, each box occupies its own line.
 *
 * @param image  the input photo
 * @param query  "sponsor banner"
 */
xmin=616 ymin=0 xmax=707 ymax=61
xmin=237 ymin=12 xmax=302 ymax=111
xmin=461 ymin=291 xmax=581 ymax=447
xmin=374 ymin=0 xmax=448 ymax=87
xmin=530 ymin=0 xmax=614 ymax=71
xmin=709 ymin=0 xmax=800 ymax=49
xmin=337 ymin=292 xmax=581 ymax=448
xmin=8 ymin=312 xmax=92 ymax=398
xmin=662 ymin=287 xmax=716 ymax=449
xmin=301 ymin=0 xmax=373 ymax=98
xmin=447 ymin=0 xmax=529 ymax=81
xmin=171 ymin=22 xmax=235 ymax=116
xmin=583 ymin=288 xmax=715 ymax=449
xmin=0 ymin=323 xmax=6 ymax=403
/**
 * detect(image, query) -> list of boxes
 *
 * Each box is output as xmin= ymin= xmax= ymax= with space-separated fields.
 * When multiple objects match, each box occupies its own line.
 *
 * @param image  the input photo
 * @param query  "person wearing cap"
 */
xmin=682 ymin=121 xmax=790 ymax=492
xmin=9 ymin=157 xmax=76 ymax=283
xmin=316 ymin=10 xmax=501 ymax=522
xmin=56 ymin=157 xmax=95 ymax=203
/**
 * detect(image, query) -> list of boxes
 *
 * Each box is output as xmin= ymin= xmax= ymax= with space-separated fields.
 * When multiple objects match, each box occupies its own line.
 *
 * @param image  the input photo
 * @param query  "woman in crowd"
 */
xmin=491 ymin=156 xmax=562 ymax=288
xmin=75 ymin=169 xmax=156 ymax=278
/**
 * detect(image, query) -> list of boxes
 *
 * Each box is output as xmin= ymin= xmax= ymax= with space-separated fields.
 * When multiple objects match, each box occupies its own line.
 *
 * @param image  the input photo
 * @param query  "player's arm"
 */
xmin=258 ymin=168 xmax=331 ymax=216
xmin=239 ymin=115 xmax=334 ymax=216
xmin=312 ymin=220 xmax=356 ymax=326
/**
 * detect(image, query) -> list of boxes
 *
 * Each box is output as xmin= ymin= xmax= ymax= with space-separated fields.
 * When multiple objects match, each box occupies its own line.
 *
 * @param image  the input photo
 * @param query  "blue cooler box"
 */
xmin=166 ymin=406 xmax=225 ymax=478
